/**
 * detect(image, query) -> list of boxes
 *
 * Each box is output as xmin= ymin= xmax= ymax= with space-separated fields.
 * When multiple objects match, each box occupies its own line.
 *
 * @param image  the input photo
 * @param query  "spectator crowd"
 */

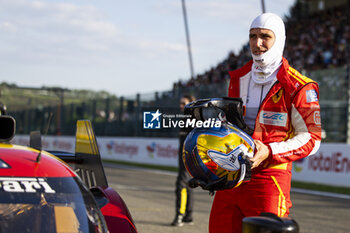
xmin=173 ymin=1 xmax=350 ymax=91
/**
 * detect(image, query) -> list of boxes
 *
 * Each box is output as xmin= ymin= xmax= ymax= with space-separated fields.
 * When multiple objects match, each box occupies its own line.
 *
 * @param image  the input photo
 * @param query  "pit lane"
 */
xmin=104 ymin=163 xmax=350 ymax=233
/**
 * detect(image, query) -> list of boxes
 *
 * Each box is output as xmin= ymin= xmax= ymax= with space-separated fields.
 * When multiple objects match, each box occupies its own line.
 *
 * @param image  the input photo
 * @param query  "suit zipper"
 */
xmin=260 ymin=85 xmax=264 ymax=106
xmin=253 ymin=81 xmax=279 ymax=133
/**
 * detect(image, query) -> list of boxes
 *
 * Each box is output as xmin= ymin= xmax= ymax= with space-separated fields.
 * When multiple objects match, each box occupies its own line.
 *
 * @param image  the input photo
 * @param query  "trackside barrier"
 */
xmin=292 ymin=144 xmax=350 ymax=187
xmin=11 ymin=135 xmax=350 ymax=187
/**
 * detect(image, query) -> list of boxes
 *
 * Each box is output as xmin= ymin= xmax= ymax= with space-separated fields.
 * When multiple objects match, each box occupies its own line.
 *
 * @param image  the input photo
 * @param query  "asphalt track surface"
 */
xmin=104 ymin=163 xmax=350 ymax=233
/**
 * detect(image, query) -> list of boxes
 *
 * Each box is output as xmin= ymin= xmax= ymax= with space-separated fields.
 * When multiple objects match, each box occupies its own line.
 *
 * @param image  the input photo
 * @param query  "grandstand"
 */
xmin=6 ymin=0 xmax=350 ymax=142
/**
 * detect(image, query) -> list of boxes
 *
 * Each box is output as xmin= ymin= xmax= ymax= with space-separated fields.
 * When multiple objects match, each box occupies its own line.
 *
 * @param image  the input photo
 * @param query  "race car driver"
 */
xmin=208 ymin=13 xmax=322 ymax=233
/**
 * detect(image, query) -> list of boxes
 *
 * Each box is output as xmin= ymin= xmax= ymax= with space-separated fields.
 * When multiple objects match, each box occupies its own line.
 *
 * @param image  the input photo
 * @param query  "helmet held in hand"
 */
xmin=183 ymin=122 xmax=255 ymax=191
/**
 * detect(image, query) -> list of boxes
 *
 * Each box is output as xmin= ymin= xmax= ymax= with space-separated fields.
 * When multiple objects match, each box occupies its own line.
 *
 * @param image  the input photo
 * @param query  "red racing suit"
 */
xmin=209 ymin=58 xmax=322 ymax=233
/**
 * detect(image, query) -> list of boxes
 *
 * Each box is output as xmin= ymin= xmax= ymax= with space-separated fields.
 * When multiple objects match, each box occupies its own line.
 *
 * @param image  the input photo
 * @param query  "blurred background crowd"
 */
xmin=173 ymin=1 xmax=350 ymax=90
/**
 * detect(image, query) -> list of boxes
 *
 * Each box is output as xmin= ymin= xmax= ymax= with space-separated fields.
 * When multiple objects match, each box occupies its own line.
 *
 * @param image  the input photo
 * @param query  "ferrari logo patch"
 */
xmin=272 ymin=89 xmax=283 ymax=103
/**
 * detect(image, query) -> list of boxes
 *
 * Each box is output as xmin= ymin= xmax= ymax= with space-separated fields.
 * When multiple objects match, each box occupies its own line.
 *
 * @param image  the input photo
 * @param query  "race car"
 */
xmin=0 ymin=115 xmax=137 ymax=233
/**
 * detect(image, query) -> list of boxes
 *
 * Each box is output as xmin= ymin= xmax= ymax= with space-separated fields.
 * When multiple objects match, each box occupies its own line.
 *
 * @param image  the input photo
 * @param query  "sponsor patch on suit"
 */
xmin=272 ymin=89 xmax=283 ymax=103
xmin=306 ymin=90 xmax=318 ymax=103
xmin=259 ymin=111 xmax=287 ymax=127
xmin=313 ymin=111 xmax=321 ymax=125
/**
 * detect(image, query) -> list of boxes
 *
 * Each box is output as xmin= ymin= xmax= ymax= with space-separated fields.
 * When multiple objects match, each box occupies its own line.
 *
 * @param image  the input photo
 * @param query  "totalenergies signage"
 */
xmin=292 ymin=144 xmax=350 ymax=187
xmin=308 ymin=152 xmax=350 ymax=173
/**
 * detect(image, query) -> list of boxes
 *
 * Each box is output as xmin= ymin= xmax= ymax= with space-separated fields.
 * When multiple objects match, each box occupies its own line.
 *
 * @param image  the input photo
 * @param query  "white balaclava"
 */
xmin=250 ymin=13 xmax=286 ymax=84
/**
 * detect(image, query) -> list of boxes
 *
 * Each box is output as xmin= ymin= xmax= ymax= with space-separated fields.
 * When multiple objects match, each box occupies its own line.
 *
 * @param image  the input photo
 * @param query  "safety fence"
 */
xmin=8 ymin=65 xmax=350 ymax=143
xmin=11 ymin=135 xmax=350 ymax=188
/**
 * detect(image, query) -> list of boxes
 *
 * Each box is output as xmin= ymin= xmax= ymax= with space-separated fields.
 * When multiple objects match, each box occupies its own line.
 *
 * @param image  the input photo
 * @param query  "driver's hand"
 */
xmin=250 ymin=140 xmax=270 ymax=169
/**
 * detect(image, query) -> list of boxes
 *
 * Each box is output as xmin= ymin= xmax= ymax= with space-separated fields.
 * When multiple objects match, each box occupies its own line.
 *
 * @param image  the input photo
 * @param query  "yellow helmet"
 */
xmin=183 ymin=122 xmax=255 ymax=190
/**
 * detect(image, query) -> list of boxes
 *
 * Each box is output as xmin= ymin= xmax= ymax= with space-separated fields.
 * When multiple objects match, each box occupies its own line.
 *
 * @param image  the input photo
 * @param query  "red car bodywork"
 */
xmin=0 ymin=117 xmax=137 ymax=233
